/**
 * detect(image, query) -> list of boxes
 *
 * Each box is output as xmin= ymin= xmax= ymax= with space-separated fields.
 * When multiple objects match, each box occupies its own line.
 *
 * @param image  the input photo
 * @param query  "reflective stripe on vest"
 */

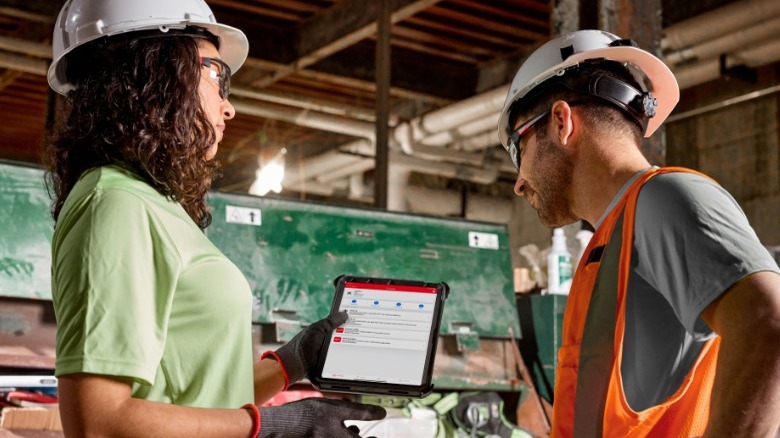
xmin=551 ymin=167 xmax=721 ymax=438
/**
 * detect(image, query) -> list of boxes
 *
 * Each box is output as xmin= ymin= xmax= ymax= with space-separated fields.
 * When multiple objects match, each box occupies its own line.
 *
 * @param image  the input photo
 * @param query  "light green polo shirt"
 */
xmin=51 ymin=165 xmax=254 ymax=408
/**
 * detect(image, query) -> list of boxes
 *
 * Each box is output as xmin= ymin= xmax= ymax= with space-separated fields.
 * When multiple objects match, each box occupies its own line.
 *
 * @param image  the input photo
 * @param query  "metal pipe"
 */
xmin=421 ymin=114 xmax=498 ymax=146
xmin=231 ymin=100 xmax=375 ymax=140
xmin=393 ymin=85 xmax=508 ymax=150
xmin=231 ymin=86 xmax=378 ymax=122
xmin=283 ymin=149 xmax=367 ymax=187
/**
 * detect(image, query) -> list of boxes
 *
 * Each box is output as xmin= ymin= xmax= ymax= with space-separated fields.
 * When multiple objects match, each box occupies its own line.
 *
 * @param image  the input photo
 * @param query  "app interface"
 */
xmin=321 ymin=282 xmax=438 ymax=385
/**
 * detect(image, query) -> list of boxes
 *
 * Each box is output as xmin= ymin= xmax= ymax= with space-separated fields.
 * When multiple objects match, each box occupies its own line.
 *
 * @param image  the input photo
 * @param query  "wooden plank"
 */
xmin=242 ymin=57 xmax=455 ymax=105
xmin=427 ymin=4 xmax=545 ymax=40
xmin=0 ymin=6 xmax=54 ymax=23
xmin=498 ymin=0 xmax=551 ymax=14
xmin=312 ymin=41 xmax=478 ymax=100
xmin=509 ymin=326 xmax=551 ymax=436
xmin=447 ymin=0 xmax=549 ymax=29
xmin=295 ymin=0 xmax=443 ymax=62
xmin=0 ymin=0 xmax=62 ymax=18
xmin=214 ymin=11 xmax=297 ymax=64
xmin=248 ymin=0 xmax=327 ymax=14
xmin=390 ymin=25 xmax=503 ymax=58
xmin=208 ymin=0 xmax=304 ymax=22
xmin=247 ymin=0 xmax=444 ymax=89
xmin=384 ymin=36 xmax=480 ymax=63
xmin=405 ymin=16 xmax=522 ymax=49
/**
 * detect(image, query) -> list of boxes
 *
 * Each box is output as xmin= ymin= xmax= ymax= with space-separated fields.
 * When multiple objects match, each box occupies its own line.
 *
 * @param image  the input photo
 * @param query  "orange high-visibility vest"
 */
xmin=551 ymin=167 xmax=720 ymax=438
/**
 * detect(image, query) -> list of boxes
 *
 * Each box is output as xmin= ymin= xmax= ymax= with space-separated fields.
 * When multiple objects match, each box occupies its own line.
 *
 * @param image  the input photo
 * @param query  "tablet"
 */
xmin=311 ymin=275 xmax=449 ymax=398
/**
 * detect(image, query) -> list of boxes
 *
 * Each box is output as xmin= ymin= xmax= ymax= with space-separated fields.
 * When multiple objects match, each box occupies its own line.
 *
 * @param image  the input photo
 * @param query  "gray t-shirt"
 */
xmin=594 ymin=169 xmax=779 ymax=411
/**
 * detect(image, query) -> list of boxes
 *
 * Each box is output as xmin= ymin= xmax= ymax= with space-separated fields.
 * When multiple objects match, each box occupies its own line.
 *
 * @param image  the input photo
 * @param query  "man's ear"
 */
xmin=550 ymin=100 xmax=575 ymax=146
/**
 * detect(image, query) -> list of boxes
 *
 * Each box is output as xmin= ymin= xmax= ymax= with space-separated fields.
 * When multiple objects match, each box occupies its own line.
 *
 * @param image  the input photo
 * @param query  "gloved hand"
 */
xmin=271 ymin=311 xmax=348 ymax=385
xmin=258 ymin=397 xmax=386 ymax=438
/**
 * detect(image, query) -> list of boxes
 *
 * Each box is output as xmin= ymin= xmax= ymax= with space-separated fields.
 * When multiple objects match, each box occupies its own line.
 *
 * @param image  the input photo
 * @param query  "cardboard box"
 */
xmin=0 ymin=408 xmax=62 ymax=431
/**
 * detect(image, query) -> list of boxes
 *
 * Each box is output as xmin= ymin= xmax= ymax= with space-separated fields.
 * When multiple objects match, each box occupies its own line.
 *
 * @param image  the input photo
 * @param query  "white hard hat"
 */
xmin=48 ymin=0 xmax=249 ymax=95
xmin=497 ymin=29 xmax=678 ymax=151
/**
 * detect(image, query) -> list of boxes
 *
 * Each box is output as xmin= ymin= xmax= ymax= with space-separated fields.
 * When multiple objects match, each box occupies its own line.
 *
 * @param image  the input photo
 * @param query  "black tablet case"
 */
xmin=311 ymin=275 xmax=449 ymax=397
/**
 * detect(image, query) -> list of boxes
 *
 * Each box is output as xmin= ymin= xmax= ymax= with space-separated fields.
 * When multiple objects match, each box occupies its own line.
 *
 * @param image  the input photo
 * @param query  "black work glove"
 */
xmin=272 ymin=311 xmax=348 ymax=385
xmin=258 ymin=397 xmax=386 ymax=438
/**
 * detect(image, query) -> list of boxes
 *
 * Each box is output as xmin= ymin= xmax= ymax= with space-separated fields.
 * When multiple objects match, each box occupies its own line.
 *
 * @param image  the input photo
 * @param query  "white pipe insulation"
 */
xmin=674 ymin=37 xmax=780 ymax=89
xmin=665 ymin=15 xmax=780 ymax=66
xmin=662 ymin=0 xmax=780 ymax=51
xmin=231 ymin=100 xmax=375 ymax=140
xmin=393 ymin=85 xmax=508 ymax=155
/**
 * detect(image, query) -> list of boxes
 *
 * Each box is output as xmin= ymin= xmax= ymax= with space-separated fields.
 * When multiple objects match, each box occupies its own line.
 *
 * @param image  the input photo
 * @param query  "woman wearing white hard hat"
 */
xmin=44 ymin=0 xmax=385 ymax=436
xmin=498 ymin=29 xmax=780 ymax=437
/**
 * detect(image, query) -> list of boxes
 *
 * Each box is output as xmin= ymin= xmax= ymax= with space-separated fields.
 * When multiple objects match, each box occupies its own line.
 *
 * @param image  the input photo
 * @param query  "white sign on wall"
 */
xmin=226 ymin=205 xmax=262 ymax=226
xmin=468 ymin=231 xmax=499 ymax=250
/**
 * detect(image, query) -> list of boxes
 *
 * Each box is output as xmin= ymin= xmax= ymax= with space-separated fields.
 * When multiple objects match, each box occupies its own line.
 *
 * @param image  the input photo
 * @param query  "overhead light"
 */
xmin=249 ymin=148 xmax=286 ymax=196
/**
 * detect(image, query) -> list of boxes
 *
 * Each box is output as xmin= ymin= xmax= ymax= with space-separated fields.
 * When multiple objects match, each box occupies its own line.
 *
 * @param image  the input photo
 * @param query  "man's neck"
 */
xmin=571 ymin=138 xmax=651 ymax=226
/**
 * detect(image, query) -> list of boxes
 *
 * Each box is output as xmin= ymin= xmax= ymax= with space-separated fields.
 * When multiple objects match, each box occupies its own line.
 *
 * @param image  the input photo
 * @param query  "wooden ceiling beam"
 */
xmin=0 ymin=0 xmax=62 ymax=18
xmin=295 ymin=0 xmax=443 ymax=66
xmin=241 ymin=56 xmax=451 ymax=105
xmin=312 ymin=41 xmax=477 ymax=100
xmin=0 ymin=69 xmax=23 ymax=92
xmin=208 ymin=0 xmax=303 ymax=22
xmin=251 ymin=0 xmax=444 ymax=88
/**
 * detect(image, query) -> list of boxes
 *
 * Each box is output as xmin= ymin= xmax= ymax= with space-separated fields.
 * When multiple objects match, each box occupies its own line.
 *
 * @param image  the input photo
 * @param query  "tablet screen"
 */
xmin=320 ymin=281 xmax=439 ymax=386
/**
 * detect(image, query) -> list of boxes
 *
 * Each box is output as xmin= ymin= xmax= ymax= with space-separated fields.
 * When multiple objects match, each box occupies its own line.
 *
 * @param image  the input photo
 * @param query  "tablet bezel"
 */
xmin=311 ymin=275 xmax=449 ymax=398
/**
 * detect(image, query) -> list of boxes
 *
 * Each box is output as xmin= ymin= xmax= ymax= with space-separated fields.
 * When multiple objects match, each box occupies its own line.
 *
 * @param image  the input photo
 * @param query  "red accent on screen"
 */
xmin=344 ymin=282 xmax=437 ymax=294
xmin=334 ymin=337 xmax=342 ymax=342
xmin=336 ymin=327 xmax=344 ymax=333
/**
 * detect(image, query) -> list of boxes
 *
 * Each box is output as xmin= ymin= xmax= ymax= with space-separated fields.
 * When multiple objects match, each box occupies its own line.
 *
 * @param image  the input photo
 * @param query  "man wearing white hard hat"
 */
xmin=44 ymin=0 xmax=385 ymax=436
xmin=498 ymin=30 xmax=780 ymax=436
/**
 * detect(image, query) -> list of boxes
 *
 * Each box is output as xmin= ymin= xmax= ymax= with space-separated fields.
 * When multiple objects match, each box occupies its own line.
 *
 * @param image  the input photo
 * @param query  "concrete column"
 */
xmin=551 ymin=0 xmax=581 ymax=36
xmin=599 ymin=0 xmax=666 ymax=165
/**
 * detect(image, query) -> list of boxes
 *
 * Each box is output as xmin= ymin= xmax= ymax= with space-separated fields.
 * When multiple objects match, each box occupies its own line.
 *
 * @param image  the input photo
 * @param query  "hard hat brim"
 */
xmin=47 ymin=21 xmax=249 ymax=95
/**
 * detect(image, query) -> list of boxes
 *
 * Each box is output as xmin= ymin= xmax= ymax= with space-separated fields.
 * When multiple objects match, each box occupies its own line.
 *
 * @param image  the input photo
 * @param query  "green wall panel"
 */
xmin=206 ymin=192 xmax=519 ymax=338
xmin=0 ymin=161 xmax=54 ymax=299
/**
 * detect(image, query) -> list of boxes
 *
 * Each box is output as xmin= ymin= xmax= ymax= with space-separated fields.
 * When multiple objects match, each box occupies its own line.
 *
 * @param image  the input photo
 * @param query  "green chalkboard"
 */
xmin=0 ymin=161 xmax=54 ymax=299
xmin=0 ymin=161 xmax=519 ymax=340
xmin=206 ymin=192 xmax=519 ymax=338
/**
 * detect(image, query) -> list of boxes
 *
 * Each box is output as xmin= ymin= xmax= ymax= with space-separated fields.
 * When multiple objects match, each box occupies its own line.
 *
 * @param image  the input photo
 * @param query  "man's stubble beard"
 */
xmin=528 ymin=135 xmax=578 ymax=228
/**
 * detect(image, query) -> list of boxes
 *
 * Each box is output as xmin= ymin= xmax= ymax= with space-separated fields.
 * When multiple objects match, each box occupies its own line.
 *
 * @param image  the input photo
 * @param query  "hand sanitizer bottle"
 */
xmin=547 ymin=228 xmax=573 ymax=295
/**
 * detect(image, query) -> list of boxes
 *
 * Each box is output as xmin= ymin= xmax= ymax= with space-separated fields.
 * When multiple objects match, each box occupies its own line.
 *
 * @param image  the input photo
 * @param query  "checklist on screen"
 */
xmin=321 ymin=281 xmax=438 ymax=385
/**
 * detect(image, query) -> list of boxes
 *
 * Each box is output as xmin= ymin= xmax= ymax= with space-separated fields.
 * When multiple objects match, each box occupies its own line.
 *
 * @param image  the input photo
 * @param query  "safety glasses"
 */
xmin=199 ymin=56 xmax=231 ymax=100
xmin=507 ymin=109 xmax=550 ymax=170
xmin=507 ymin=101 xmax=584 ymax=170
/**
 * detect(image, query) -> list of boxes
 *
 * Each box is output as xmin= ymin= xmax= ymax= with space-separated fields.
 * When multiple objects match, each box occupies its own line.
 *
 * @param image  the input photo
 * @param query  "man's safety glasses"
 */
xmin=507 ymin=109 xmax=550 ymax=170
xmin=507 ymin=101 xmax=584 ymax=170
xmin=199 ymin=56 xmax=231 ymax=100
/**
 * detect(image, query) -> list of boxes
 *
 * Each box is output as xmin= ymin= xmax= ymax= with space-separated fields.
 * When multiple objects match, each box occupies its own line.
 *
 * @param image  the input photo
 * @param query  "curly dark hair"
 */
xmin=43 ymin=31 xmax=221 ymax=229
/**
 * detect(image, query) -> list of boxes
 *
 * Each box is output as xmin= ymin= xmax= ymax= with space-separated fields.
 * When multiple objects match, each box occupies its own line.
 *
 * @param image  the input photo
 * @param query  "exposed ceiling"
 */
xmin=1 ymin=0 xmax=777 ymax=210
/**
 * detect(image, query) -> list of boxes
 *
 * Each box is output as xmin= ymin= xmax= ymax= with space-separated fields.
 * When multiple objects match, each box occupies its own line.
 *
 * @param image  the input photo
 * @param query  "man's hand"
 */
xmin=273 ymin=311 xmax=348 ymax=384
xmin=258 ymin=397 xmax=387 ymax=438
